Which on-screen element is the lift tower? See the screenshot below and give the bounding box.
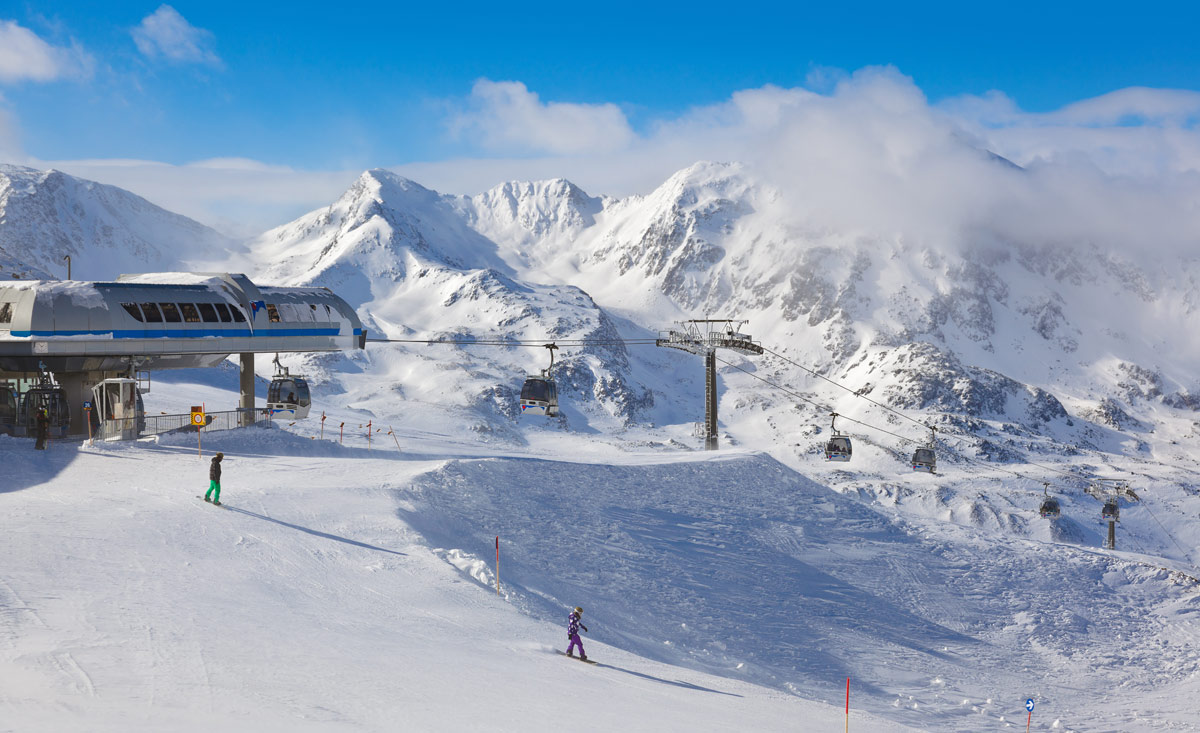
[1085,479,1140,550]
[656,319,763,450]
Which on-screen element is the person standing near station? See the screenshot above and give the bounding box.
[34,408,49,450]
[204,452,224,505]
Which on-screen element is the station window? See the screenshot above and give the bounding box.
[197,303,219,322]
[266,304,281,323]
[140,303,163,322]
[0,302,12,324]
[310,304,322,321]
[214,303,233,322]
[228,305,246,323]
[180,303,202,323]
[120,303,143,322]
[159,303,182,323]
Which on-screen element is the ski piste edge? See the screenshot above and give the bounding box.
[560,652,597,664]
[196,496,227,508]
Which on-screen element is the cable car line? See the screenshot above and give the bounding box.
[712,354,920,447]
[366,330,1168,523]
[760,345,932,432]
[1140,501,1193,560]
[365,337,659,347]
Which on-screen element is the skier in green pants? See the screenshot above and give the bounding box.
[204,452,224,505]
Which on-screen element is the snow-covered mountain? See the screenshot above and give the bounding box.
[7,160,1200,730]
[236,162,1200,467]
[0,164,232,281]
[239,170,668,435]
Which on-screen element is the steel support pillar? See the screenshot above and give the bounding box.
[704,349,718,450]
[239,352,255,427]
[1107,520,1116,550]
[57,371,91,436]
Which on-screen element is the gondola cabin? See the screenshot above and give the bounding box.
[912,447,937,473]
[1102,499,1119,521]
[824,434,852,462]
[520,377,558,417]
[90,378,146,441]
[1039,497,1061,519]
[267,374,312,420]
[0,382,16,434]
[18,384,70,438]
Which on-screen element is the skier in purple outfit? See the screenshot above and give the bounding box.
[566,606,588,660]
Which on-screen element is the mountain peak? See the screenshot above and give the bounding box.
[0,164,230,280]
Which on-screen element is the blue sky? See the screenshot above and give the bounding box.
[4,1,1200,167]
[2,2,1200,235]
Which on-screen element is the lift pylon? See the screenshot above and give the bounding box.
[656,319,763,450]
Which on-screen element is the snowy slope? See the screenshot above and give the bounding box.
[0,164,233,281]
[5,394,1200,731]
[1,428,914,733]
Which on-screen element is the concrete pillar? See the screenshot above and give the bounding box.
[239,352,255,427]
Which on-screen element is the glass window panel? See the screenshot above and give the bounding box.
[180,303,201,323]
[140,303,163,322]
[120,303,143,322]
[197,303,219,322]
[159,303,182,323]
[213,303,232,322]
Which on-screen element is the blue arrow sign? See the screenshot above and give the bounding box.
[1026,699,1035,712]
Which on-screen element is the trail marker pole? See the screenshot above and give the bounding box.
[389,425,401,452]
[84,403,92,442]
[495,536,500,595]
[1025,698,1034,732]
[339,422,344,445]
[846,677,850,733]
[320,411,326,440]
[191,405,205,457]
[367,420,372,450]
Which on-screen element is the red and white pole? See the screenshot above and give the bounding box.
[845,677,850,733]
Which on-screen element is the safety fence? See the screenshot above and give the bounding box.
[94,409,402,453]
[96,408,269,441]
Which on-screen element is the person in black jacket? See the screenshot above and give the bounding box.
[34,408,49,450]
[204,452,224,505]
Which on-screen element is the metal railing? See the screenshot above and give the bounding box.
[98,408,270,440]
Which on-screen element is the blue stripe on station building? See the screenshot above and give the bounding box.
[8,327,361,339]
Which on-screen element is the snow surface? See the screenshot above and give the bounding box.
[3,422,913,733]
[5,381,1200,731]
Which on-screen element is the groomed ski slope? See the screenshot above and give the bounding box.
[4,411,1200,731]
[1,428,907,733]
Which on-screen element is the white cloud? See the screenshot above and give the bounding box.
[132,5,221,67]
[0,20,91,84]
[423,68,1200,257]
[451,79,635,155]
[27,70,1200,259]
